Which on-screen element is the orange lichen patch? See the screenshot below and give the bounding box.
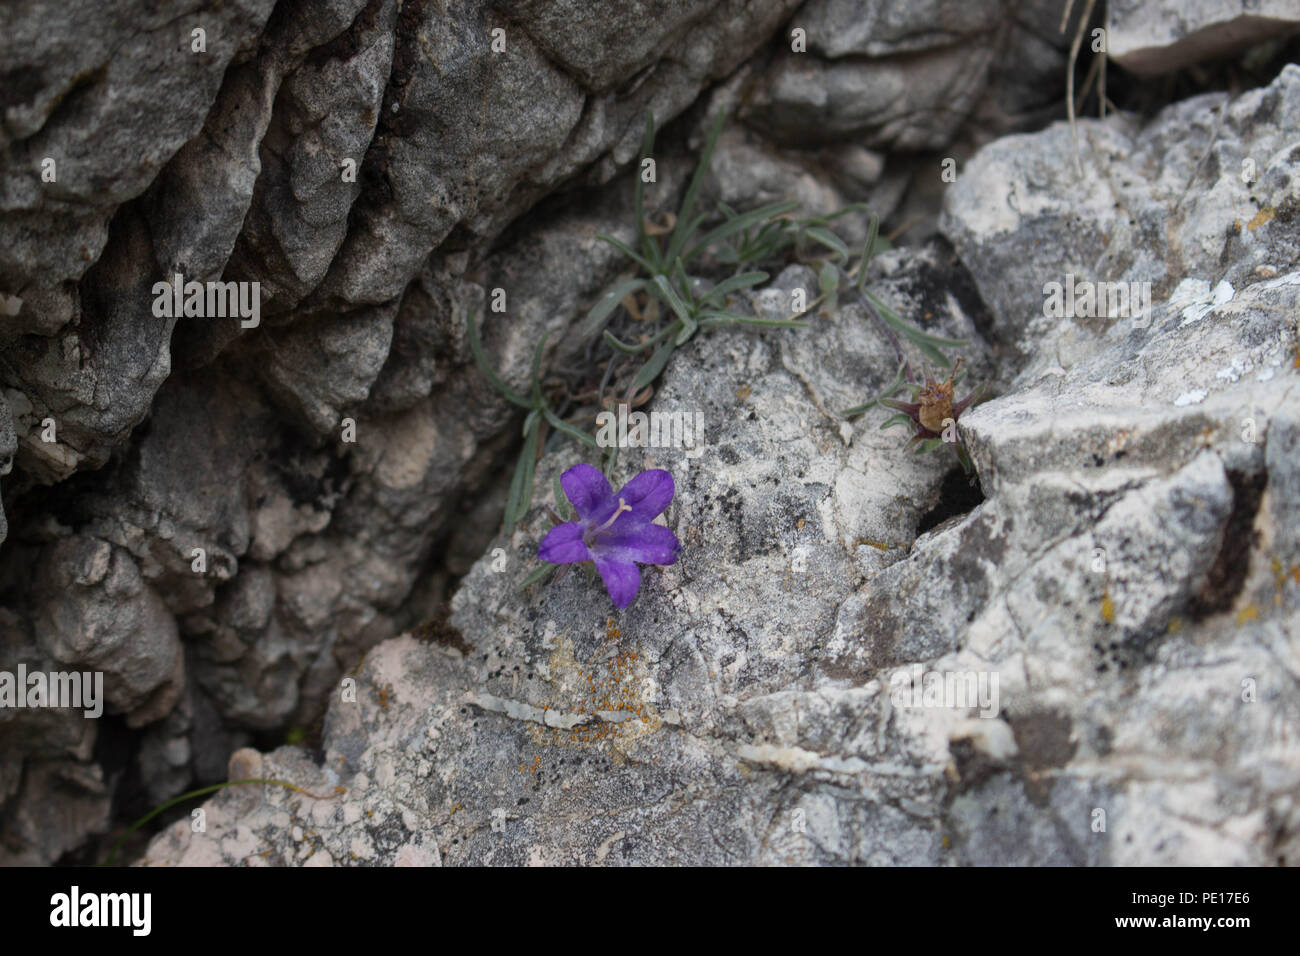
[855,538,899,551]
[736,383,752,402]
[796,518,805,530]
[528,634,660,752]
[1270,557,1300,589]
[1101,592,1115,624]
[518,755,541,775]
[373,682,394,710]
[1236,604,1260,625]
[1247,206,1276,232]
[1166,616,1183,634]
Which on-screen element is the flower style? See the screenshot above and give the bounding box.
[537,464,680,609]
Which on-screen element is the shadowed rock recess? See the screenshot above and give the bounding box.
[0,0,1295,866]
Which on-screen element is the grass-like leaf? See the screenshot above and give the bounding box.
[805,226,850,260]
[505,418,541,534]
[666,112,726,264]
[650,274,693,325]
[698,311,808,330]
[581,278,646,339]
[542,406,600,448]
[633,339,676,390]
[602,329,654,354]
[552,473,572,521]
[597,233,656,273]
[467,308,533,408]
[634,112,656,268]
[682,200,800,264]
[856,212,880,293]
[520,564,556,590]
[701,271,768,307]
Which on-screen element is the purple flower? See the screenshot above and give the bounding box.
[537,464,680,609]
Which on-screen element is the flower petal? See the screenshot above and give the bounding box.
[537,522,590,564]
[599,523,680,566]
[560,464,614,522]
[615,468,674,523]
[594,558,641,609]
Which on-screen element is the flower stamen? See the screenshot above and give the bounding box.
[586,498,632,543]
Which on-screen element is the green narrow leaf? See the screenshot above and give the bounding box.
[581,278,646,339]
[701,271,768,306]
[519,564,556,590]
[517,419,541,527]
[552,474,572,521]
[651,274,693,325]
[522,407,540,438]
[819,261,840,296]
[633,338,676,390]
[865,290,968,347]
[879,413,913,430]
[856,212,880,292]
[529,333,547,404]
[467,308,533,408]
[664,212,709,266]
[504,442,528,534]
[805,226,850,260]
[913,438,945,454]
[597,233,656,273]
[602,329,653,354]
[635,112,655,261]
[542,407,599,448]
[697,310,808,329]
[914,338,953,369]
[667,111,727,262]
[505,420,541,535]
[682,200,800,264]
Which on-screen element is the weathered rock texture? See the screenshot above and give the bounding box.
[0,0,812,864]
[1107,0,1300,75]
[144,66,1299,867]
[2,0,1296,866]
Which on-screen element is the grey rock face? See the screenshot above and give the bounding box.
[145,64,1299,867]
[0,0,278,334]
[3,0,1297,868]
[1107,0,1300,75]
[941,64,1300,371]
[0,0,810,864]
[739,0,1079,152]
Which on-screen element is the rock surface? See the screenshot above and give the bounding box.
[1107,0,1300,75]
[0,0,806,863]
[2,0,1297,866]
[144,68,1300,866]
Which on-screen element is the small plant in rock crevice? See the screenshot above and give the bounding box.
[469,109,975,594]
